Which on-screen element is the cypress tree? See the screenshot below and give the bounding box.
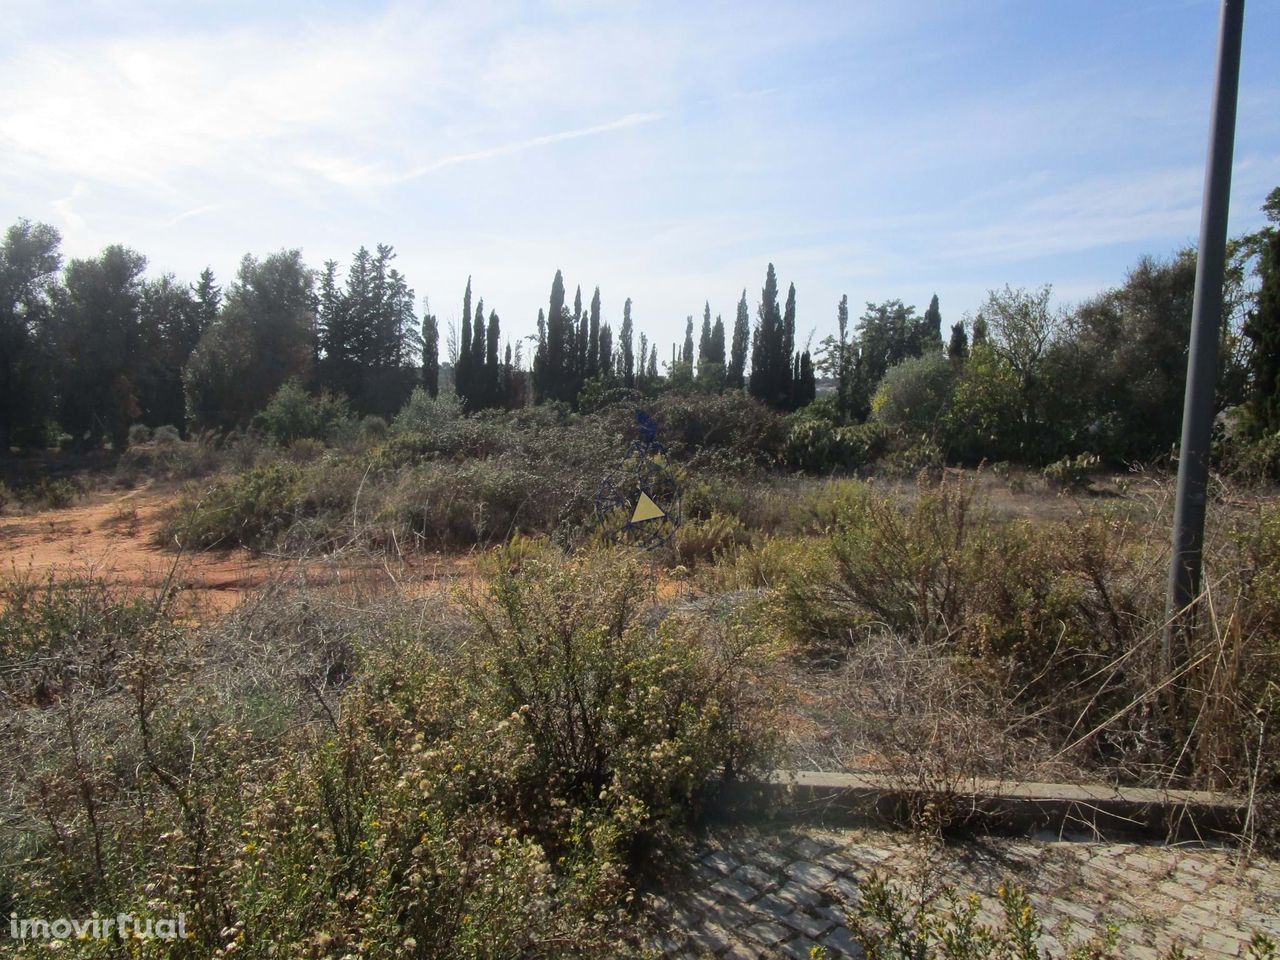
[423,310,440,397]
[546,271,566,397]
[458,277,473,403]
[709,314,726,391]
[464,299,485,410]
[749,264,782,406]
[782,282,796,402]
[486,310,501,409]
[835,294,853,418]
[1245,227,1280,431]
[598,322,613,379]
[533,307,548,401]
[637,332,648,387]
[545,271,565,386]
[503,342,513,408]
[924,294,943,349]
[621,297,635,387]
[729,290,749,389]
[798,350,816,407]
[971,315,989,348]
[682,316,694,367]
[697,302,712,371]
[948,321,969,362]
[588,286,601,377]
[574,285,587,380]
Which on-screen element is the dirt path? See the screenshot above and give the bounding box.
[0,485,475,614]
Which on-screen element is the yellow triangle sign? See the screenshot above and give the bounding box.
[630,491,666,523]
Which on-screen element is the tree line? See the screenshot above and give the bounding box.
[1,186,1276,466]
[809,188,1280,467]
[0,223,818,451]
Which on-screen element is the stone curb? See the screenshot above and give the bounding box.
[712,770,1248,843]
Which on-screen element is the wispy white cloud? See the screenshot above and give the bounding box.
[159,204,219,229]
[399,112,667,182]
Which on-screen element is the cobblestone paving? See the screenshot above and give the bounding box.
[648,826,1280,959]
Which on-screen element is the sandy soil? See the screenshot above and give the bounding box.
[0,484,475,614]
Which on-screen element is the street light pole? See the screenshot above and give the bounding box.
[1163,0,1246,673]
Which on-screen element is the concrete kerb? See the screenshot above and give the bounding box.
[712,770,1247,844]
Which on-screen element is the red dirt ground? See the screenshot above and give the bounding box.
[0,484,475,614]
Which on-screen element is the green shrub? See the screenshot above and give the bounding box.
[20,476,81,511]
[1219,429,1280,482]
[0,576,171,701]
[360,413,388,441]
[702,534,828,592]
[255,378,353,445]
[649,391,788,464]
[673,512,749,567]
[153,423,181,445]
[393,386,463,434]
[778,481,1156,732]
[1043,452,1100,491]
[870,352,956,437]
[165,461,306,549]
[461,548,778,855]
[882,434,945,481]
[284,435,325,463]
[2,559,772,957]
[784,417,891,473]
[126,422,152,446]
[577,377,642,414]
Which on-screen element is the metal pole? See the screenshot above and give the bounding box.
[1163,0,1246,673]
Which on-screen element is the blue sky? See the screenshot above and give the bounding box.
[2,0,1277,355]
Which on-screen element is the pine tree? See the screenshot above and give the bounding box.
[729,290,749,389]
[185,250,314,432]
[620,297,635,387]
[423,310,440,397]
[56,244,148,448]
[193,267,221,335]
[138,274,202,430]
